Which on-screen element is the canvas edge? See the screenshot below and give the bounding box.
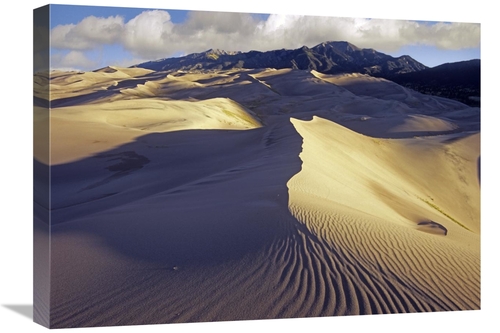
[33,4,51,328]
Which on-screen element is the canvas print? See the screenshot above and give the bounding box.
[33,4,480,329]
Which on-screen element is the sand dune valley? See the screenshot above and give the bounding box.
[34,62,480,327]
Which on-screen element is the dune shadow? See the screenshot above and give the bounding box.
[106,72,168,90]
[50,90,117,108]
[417,221,448,236]
[441,130,480,144]
[78,151,151,192]
[49,120,304,267]
[33,96,49,108]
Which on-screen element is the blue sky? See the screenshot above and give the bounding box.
[49,5,190,27]
[47,4,480,71]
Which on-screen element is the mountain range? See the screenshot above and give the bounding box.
[133,41,480,106]
[136,41,427,76]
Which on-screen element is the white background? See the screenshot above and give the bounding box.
[0,1,496,332]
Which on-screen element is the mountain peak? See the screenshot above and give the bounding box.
[204,48,240,56]
[318,41,361,52]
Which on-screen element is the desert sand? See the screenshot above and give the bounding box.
[34,65,480,327]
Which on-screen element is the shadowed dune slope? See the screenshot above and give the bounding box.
[49,121,313,327]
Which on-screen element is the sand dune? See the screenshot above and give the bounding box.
[36,66,480,327]
[50,97,261,164]
[288,116,479,312]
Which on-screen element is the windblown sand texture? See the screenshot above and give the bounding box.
[35,65,480,327]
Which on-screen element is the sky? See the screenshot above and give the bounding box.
[43,3,481,72]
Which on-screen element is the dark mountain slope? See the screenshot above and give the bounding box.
[389,59,480,106]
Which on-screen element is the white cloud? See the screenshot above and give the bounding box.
[51,15,124,50]
[177,11,259,36]
[421,22,477,50]
[51,51,97,71]
[250,16,480,53]
[50,10,481,64]
[121,10,174,59]
[73,15,124,44]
